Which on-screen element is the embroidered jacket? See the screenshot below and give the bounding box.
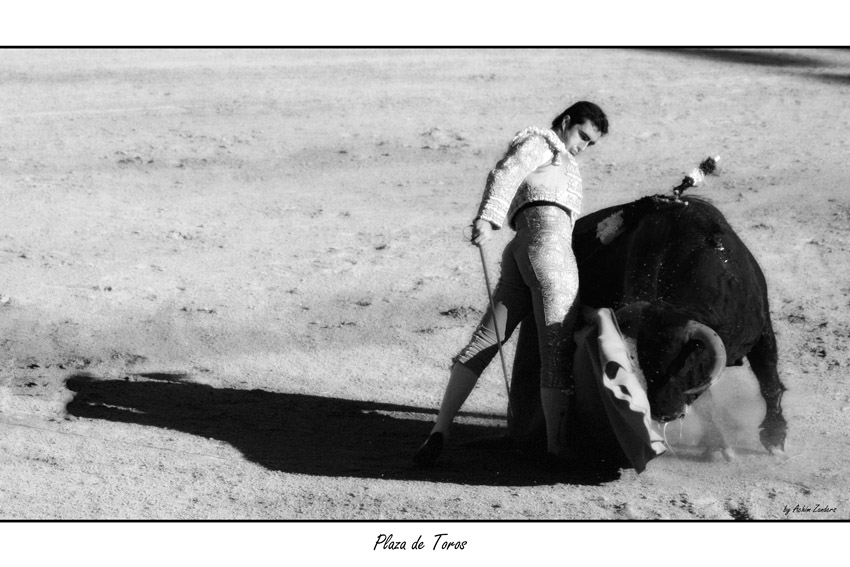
[475,127,583,229]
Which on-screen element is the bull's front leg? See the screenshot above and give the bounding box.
[747,321,787,455]
[693,389,736,461]
[758,386,787,455]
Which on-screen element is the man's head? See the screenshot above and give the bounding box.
[551,101,608,157]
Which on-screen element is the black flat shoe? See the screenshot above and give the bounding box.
[541,450,582,472]
[413,432,444,467]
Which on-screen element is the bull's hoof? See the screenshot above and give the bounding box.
[700,447,736,462]
[767,445,787,458]
[759,427,786,456]
[759,415,787,456]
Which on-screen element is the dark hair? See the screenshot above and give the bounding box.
[551,101,609,135]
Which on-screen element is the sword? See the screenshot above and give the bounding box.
[477,244,513,421]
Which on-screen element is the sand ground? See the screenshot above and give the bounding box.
[1,48,849,522]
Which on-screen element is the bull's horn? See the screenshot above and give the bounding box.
[681,321,727,396]
[614,301,650,338]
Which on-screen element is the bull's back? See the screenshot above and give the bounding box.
[575,197,770,360]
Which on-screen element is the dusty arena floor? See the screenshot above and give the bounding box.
[1,48,849,539]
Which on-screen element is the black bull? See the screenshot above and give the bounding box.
[507,196,787,457]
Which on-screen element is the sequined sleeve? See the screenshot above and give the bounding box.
[475,134,555,229]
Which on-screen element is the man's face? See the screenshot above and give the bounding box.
[561,117,602,157]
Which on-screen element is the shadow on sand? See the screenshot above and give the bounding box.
[639,48,850,86]
[64,373,619,487]
[642,48,828,68]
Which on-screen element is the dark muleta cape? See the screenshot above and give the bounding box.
[509,308,666,473]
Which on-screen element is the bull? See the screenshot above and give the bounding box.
[507,195,787,462]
